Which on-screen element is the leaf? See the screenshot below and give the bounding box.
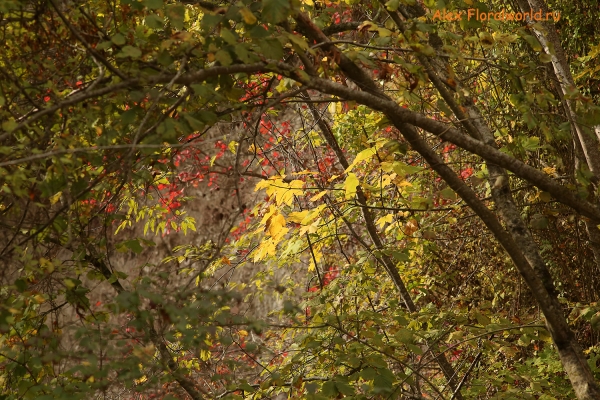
[285,32,309,51]
[157,50,174,66]
[265,213,287,240]
[522,34,543,52]
[437,98,453,117]
[385,0,400,11]
[309,190,327,201]
[2,119,17,132]
[447,331,464,341]
[111,33,126,45]
[182,113,204,131]
[288,210,308,223]
[522,136,540,151]
[440,187,457,200]
[262,0,290,23]
[394,328,414,344]
[116,45,142,59]
[392,161,424,175]
[120,109,137,125]
[144,0,163,8]
[259,38,284,60]
[216,29,235,45]
[166,4,185,30]
[320,381,338,397]
[119,239,144,254]
[215,49,233,66]
[335,380,355,396]
[239,7,257,24]
[474,311,491,326]
[345,147,377,173]
[391,250,409,262]
[376,214,393,228]
[530,214,549,229]
[344,173,359,199]
[373,374,394,394]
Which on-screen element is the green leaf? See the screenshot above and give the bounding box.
[437,98,453,117]
[262,0,290,24]
[239,7,257,24]
[221,28,238,45]
[119,239,144,254]
[120,109,137,125]
[259,38,284,60]
[335,380,355,396]
[373,374,394,394]
[1,119,17,132]
[285,32,309,51]
[156,118,178,141]
[522,34,543,52]
[385,0,400,11]
[394,328,414,344]
[475,311,491,326]
[215,49,233,66]
[522,136,540,151]
[182,113,205,131]
[166,4,185,30]
[116,45,142,59]
[440,187,457,200]
[157,50,174,66]
[111,33,127,45]
[391,250,409,262]
[360,367,377,380]
[145,14,165,29]
[320,381,338,397]
[143,0,163,9]
[530,214,549,229]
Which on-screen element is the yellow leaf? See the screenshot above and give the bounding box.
[345,148,377,173]
[266,213,287,239]
[310,190,327,202]
[344,173,359,199]
[239,7,257,24]
[33,294,46,304]
[543,166,556,175]
[64,279,76,289]
[288,210,309,223]
[376,214,394,229]
[299,219,319,236]
[253,240,276,261]
[260,205,277,225]
[275,179,304,206]
[377,27,393,37]
[39,257,54,273]
[49,192,62,205]
[200,349,211,361]
[395,179,412,188]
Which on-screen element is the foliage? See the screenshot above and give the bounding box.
[1,0,600,399]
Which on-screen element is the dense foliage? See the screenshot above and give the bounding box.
[1,0,600,398]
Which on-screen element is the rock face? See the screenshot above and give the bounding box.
[100,118,306,320]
